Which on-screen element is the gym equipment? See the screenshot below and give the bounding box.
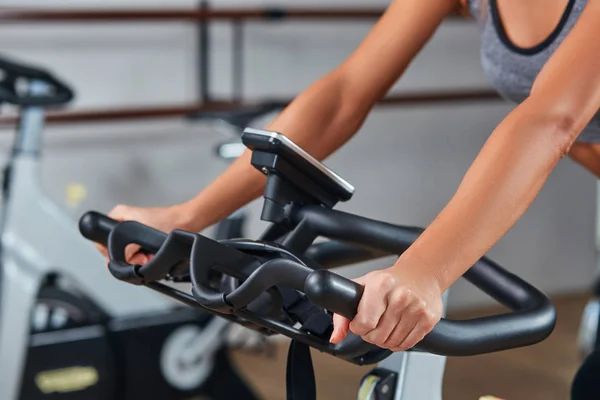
[197,103,284,352]
[0,54,258,400]
[572,347,600,400]
[573,185,600,399]
[80,127,557,400]
[578,185,600,359]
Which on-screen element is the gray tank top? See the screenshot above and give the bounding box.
[468,0,600,142]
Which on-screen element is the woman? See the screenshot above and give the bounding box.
[98,0,600,357]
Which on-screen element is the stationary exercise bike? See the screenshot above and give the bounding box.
[0,55,258,400]
[578,185,600,358]
[80,127,557,400]
[572,184,600,399]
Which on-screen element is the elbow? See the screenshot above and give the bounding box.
[521,96,582,158]
[545,112,579,156]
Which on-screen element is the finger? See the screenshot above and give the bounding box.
[125,244,142,263]
[390,320,428,352]
[354,276,367,285]
[94,243,109,258]
[386,319,418,352]
[349,278,390,337]
[382,300,421,350]
[330,314,351,344]
[129,253,150,266]
[364,296,406,345]
[107,205,127,220]
[392,309,438,352]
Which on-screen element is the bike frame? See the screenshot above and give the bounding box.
[0,81,228,400]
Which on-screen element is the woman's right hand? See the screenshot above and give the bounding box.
[95,203,196,266]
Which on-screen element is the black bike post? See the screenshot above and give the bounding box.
[198,0,211,103]
[232,20,245,104]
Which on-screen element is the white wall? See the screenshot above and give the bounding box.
[0,1,596,310]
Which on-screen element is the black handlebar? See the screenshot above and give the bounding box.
[79,209,556,361]
[0,55,74,107]
[79,211,116,247]
[292,205,557,356]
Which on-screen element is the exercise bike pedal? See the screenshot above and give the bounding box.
[358,369,398,400]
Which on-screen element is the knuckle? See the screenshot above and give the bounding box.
[374,278,391,292]
[422,320,435,333]
[414,302,428,317]
[374,272,396,290]
[425,313,440,331]
[390,289,407,307]
[403,288,416,302]
[109,204,125,217]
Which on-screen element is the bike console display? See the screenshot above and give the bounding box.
[80,130,556,367]
[242,128,354,212]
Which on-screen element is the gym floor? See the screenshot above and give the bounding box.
[231,293,588,400]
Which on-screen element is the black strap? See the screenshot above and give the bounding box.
[279,286,334,400]
[286,340,316,400]
[278,286,333,337]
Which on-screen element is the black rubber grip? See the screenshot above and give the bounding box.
[303,267,555,356]
[293,206,557,356]
[304,269,363,319]
[79,211,118,246]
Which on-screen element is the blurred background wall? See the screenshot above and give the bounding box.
[0,0,596,310]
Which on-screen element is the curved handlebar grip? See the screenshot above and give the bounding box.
[79,211,168,284]
[303,268,556,357]
[418,259,557,356]
[79,211,118,246]
[106,221,168,284]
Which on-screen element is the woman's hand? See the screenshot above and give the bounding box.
[95,203,197,266]
[329,262,444,352]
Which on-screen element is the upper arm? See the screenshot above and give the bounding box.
[335,0,460,106]
[529,0,600,140]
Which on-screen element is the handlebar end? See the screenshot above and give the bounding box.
[79,211,117,246]
[304,269,364,320]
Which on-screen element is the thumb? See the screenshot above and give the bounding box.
[330,313,351,344]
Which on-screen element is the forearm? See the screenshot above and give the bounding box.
[180,71,372,231]
[397,98,576,291]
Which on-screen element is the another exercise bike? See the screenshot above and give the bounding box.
[81,127,557,399]
[578,186,600,359]
[0,55,258,400]
[573,184,600,399]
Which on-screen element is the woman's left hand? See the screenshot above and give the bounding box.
[329,262,444,352]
